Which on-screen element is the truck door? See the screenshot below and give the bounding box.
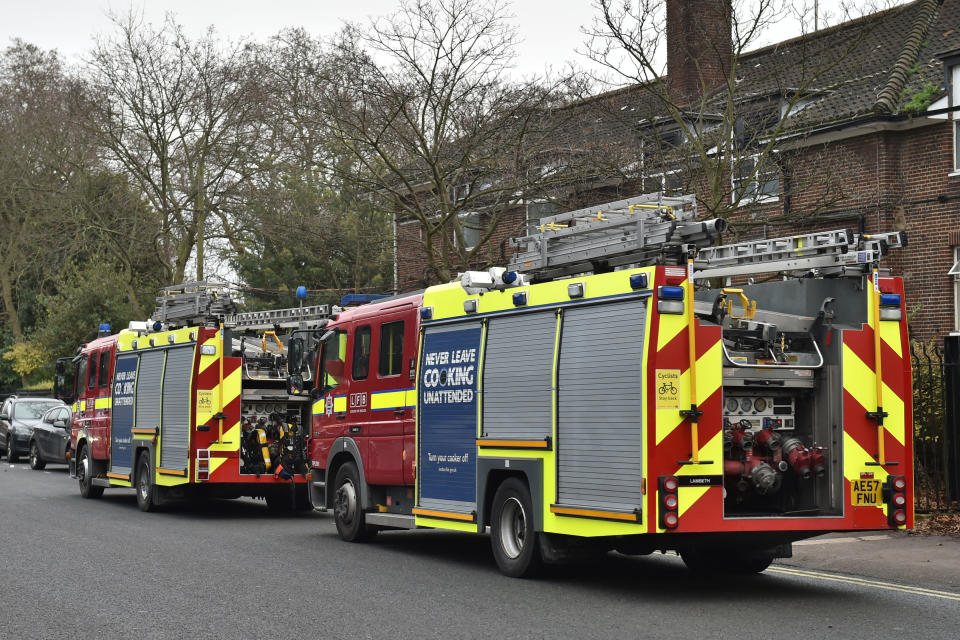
[349,313,411,486]
[312,327,350,467]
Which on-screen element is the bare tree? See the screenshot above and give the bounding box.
[319,0,593,284]
[583,0,903,231]
[87,11,260,283]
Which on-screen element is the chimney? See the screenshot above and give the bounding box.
[666,0,732,105]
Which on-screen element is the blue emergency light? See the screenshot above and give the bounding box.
[341,293,390,306]
[98,323,111,332]
[880,293,901,307]
[420,307,434,320]
[659,285,685,300]
[629,273,648,290]
[296,286,308,300]
[502,271,518,284]
[512,291,528,306]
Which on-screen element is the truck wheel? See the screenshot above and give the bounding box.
[490,477,542,578]
[333,462,376,541]
[136,453,158,512]
[29,442,45,470]
[77,445,104,499]
[7,436,19,463]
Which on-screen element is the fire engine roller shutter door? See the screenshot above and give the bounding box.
[482,311,554,440]
[135,350,164,440]
[557,298,645,512]
[160,345,194,471]
[417,321,482,514]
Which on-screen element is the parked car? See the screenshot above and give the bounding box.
[28,405,72,469]
[0,396,65,463]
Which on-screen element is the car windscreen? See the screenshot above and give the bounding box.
[13,402,62,420]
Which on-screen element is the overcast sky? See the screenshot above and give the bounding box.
[2,1,605,76]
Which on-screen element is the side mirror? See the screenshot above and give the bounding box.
[287,337,305,375]
[53,419,68,429]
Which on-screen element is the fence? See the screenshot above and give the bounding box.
[910,339,959,512]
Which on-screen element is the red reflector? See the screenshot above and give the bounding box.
[664,477,679,492]
[893,510,907,525]
[664,494,679,510]
[893,476,907,492]
[663,512,679,528]
[893,494,906,507]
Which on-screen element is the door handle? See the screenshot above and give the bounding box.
[393,408,405,416]
[335,414,347,420]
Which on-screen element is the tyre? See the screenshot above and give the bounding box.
[29,442,45,470]
[490,477,542,578]
[333,462,376,541]
[77,445,104,499]
[7,436,19,463]
[136,453,158,512]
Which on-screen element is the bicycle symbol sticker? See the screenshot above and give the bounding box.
[656,369,681,409]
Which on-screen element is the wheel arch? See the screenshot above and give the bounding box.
[324,437,371,510]
[477,458,544,532]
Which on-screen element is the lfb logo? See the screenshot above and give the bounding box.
[325,395,333,416]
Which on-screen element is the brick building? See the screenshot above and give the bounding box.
[395,0,960,340]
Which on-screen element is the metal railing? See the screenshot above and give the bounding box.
[910,341,956,512]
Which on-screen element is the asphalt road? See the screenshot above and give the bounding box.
[2,462,958,640]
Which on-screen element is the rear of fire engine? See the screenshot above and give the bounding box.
[316,193,913,578]
[60,282,329,511]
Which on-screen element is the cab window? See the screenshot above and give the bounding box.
[378,321,405,377]
[318,329,346,393]
[75,356,88,397]
[87,352,98,390]
[98,350,111,388]
[352,326,372,380]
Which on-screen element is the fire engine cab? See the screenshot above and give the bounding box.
[56,282,330,511]
[293,193,913,578]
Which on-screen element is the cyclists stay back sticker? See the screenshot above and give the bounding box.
[656,369,681,409]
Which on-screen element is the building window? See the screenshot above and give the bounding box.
[455,212,482,250]
[643,170,682,195]
[953,65,960,172]
[378,321,405,377]
[950,246,960,332]
[352,326,371,381]
[526,201,557,231]
[732,153,780,204]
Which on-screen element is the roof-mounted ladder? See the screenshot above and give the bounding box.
[508,193,725,280]
[152,281,335,330]
[507,192,906,282]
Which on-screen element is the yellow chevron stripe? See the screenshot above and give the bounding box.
[655,341,722,446]
[198,334,220,375]
[842,344,905,445]
[677,485,709,519]
[657,311,686,351]
[208,457,228,475]
[209,424,241,452]
[879,319,903,358]
[676,430,723,477]
[843,431,889,487]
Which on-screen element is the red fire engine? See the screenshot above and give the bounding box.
[56,282,331,511]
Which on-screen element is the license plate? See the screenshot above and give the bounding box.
[852,479,882,506]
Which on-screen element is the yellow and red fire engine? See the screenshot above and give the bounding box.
[297,194,913,577]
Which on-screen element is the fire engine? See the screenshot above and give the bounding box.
[295,193,913,577]
[55,282,333,511]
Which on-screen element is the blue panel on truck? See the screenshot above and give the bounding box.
[418,323,481,509]
[110,353,139,474]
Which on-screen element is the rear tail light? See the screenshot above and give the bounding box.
[659,476,680,530]
[883,474,907,527]
[196,449,210,482]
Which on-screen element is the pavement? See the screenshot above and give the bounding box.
[776,530,960,590]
